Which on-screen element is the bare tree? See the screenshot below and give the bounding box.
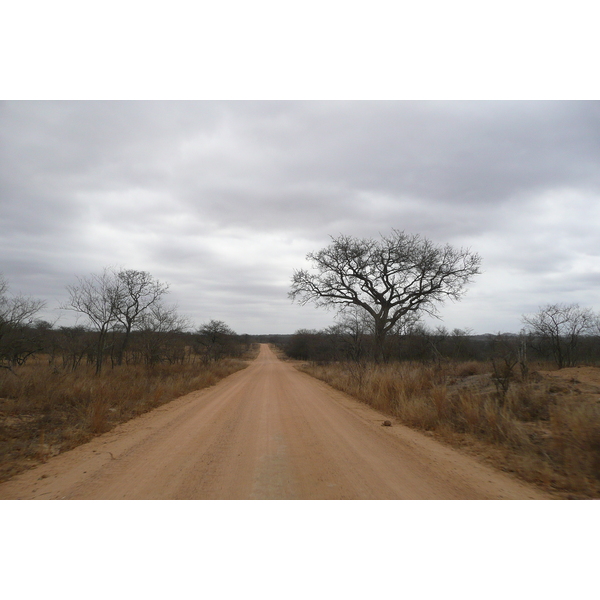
[522,303,596,368]
[289,230,481,360]
[196,320,237,362]
[0,275,46,327]
[0,274,46,368]
[62,268,172,371]
[490,333,521,403]
[113,269,169,365]
[62,269,121,374]
[137,302,191,365]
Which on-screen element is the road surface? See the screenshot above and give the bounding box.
[0,344,548,499]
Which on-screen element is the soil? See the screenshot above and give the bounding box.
[0,344,549,499]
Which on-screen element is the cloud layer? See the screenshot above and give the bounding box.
[2,101,600,333]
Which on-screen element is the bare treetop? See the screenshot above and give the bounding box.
[114,269,169,330]
[0,274,46,328]
[0,274,46,369]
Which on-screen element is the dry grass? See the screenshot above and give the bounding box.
[301,360,600,498]
[0,356,249,482]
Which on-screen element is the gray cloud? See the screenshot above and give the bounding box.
[2,100,600,334]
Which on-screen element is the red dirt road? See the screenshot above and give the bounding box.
[0,345,548,499]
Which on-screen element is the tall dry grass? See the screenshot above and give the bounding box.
[0,357,249,482]
[302,360,600,497]
[548,403,600,488]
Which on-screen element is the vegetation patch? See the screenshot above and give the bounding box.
[0,268,260,483]
[300,360,600,498]
[0,352,256,483]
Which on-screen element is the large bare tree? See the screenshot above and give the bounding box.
[289,230,481,360]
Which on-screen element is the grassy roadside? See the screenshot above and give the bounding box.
[0,353,255,483]
[300,360,600,499]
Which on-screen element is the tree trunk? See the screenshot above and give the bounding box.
[95,331,106,374]
[552,334,564,369]
[117,323,132,366]
[373,320,387,363]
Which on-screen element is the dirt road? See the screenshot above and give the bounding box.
[0,344,548,499]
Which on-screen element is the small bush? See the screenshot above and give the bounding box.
[507,383,551,422]
[455,361,487,377]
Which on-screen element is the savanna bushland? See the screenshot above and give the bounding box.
[286,232,600,498]
[0,269,256,482]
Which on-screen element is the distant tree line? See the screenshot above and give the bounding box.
[4,257,600,374]
[0,269,250,373]
[281,303,600,369]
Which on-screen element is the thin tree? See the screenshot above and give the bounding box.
[113,269,169,365]
[289,230,481,361]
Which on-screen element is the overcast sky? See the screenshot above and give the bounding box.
[1,100,600,334]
